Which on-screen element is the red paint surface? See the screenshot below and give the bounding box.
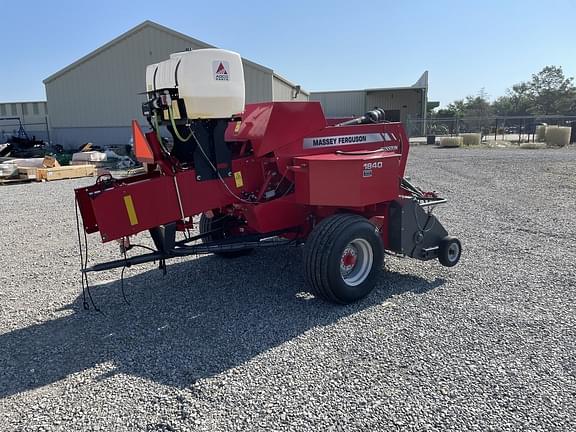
[76,102,412,243]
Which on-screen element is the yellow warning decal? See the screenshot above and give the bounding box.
[234,171,244,188]
[123,195,139,226]
[234,121,242,134]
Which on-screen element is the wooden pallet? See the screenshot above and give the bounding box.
[36,165,96,181]
[18,167,38,180]
[0,176,33,185]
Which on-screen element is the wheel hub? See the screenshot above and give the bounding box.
[339,238,374,286]
[447,242,460,262]
[340,246,358,273]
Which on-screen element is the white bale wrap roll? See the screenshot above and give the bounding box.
[439,137,463,148]
[545,126,571,147]
[535,125,547,142]
[460,133,481,146]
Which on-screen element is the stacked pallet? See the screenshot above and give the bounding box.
[37,164,96,181]
[0,157,50,184]
[0,155,96,184]
[0,162,20,183]
[18,166,40,179]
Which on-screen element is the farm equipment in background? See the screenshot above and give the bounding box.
[74,48,461,305]
[0,117,47,158]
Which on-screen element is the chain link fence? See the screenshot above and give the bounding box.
[0,118,50,144]
[406,115,576,143]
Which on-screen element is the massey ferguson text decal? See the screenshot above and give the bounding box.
[213,61,230,81]
[303,133,398,149]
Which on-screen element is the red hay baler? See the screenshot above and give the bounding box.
[75,49,461,305]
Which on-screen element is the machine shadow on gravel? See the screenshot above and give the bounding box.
[0,248,445,398]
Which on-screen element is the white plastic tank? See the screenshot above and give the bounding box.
[146,49,245,119]
[145,63,158,92]
[156,52,185,90]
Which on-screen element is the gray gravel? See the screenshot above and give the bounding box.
[1,145,575,431]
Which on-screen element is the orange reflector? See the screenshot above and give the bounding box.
[132,120,155,164]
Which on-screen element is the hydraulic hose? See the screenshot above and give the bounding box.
[168,105,193,142]
[152,113,163,144]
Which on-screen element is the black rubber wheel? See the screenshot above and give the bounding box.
[438,236,462,267]
[199,214,253,258]
[304,213,384,304]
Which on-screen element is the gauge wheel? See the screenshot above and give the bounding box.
[438,236,462,267]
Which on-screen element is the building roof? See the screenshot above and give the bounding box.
[0,100,47,104]
[43,20,274,84]
[310,71,428,95]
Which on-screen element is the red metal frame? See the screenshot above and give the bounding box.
[75,101,411,250]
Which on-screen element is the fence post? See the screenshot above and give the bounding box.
[494,118,497,141]
[45,116,51,144]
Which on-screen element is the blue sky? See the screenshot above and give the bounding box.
[2,0,575,106]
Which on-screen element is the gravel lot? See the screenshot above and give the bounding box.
[1,146,575,431]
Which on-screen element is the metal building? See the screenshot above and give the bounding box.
[311,72,428,126]
[0,101,49,143]
[43,21,309,149]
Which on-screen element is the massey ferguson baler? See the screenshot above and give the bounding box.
[75,48,461,305]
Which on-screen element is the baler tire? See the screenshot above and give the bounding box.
[304,213,384,304]
[199,214,253,258]
[438,236,462,267]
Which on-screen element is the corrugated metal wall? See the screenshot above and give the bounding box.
[311,88,425,123]
[45,26,210,131]
[0,102,49,142]
[310,91,365,117]
[50,127,132,148]
[272,75,309,101]
[366,89,425,124]
[244,64,273,102]
[44,24,284,147]
[0,101,48,118]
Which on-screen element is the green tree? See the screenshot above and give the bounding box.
[442,89,492,118]
[445,99,466,117]
[440,66,576,117]
[431,90,492,134]
[464,91,492,117]
[492,83,531,116]
[460,90,492,133]
[525,66,576,115]
[434,108,458,118]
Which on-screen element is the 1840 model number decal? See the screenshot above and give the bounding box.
[362,161,383,178]
[363,161,383,170]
